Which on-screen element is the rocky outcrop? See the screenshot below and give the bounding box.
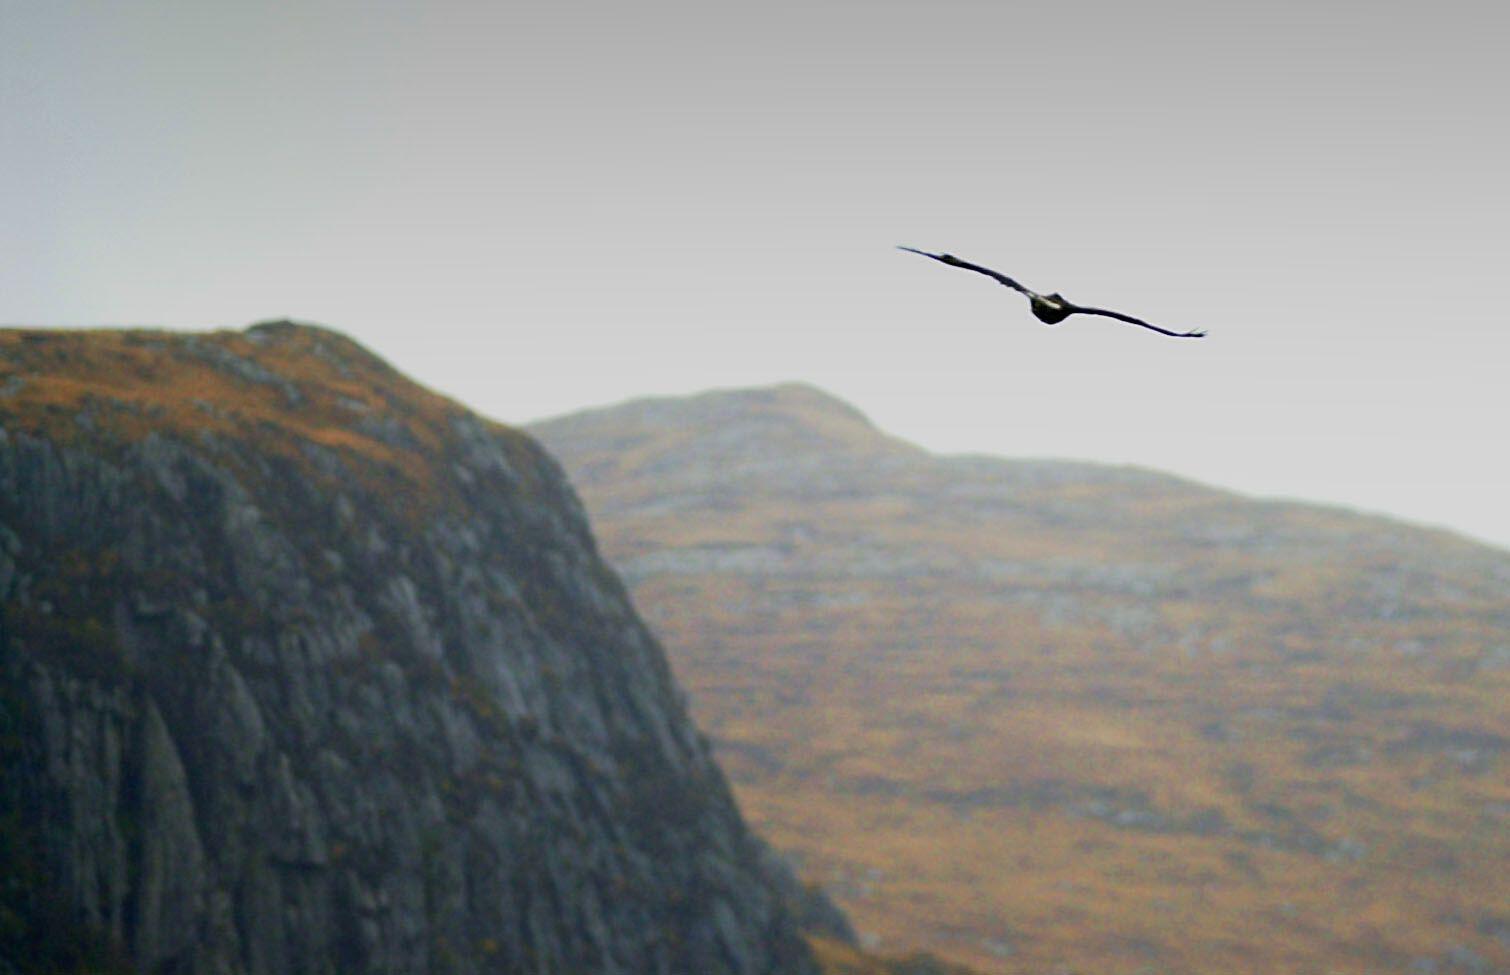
[0,323,820,974]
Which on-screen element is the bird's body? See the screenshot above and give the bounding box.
[898,246,1206,339]
[1029,293,1073,324]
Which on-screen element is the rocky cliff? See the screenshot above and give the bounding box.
[0,323,821,975]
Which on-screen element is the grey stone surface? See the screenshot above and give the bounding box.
[0,326,821,975]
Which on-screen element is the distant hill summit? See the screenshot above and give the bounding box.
[534,382,920,478]
[0,326,828,975]
[530,384,1510,975]
[540,382,888,442]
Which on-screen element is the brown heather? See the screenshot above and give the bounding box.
[532,383,1510,975]
[0,322,548,515]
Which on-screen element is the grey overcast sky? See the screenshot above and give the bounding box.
[4,1,1508,548]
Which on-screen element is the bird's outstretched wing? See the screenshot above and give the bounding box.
[899,245,1207,338]
[897,246,1035,297]
[1066,304,1207,339]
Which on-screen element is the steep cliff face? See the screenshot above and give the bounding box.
[0,323,819,975]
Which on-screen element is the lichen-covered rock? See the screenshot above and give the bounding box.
[0,323,819,975]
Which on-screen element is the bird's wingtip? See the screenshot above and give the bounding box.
[898,246,955,263]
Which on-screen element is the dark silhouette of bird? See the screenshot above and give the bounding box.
[898,246,1206,339]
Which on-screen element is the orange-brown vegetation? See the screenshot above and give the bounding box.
[0,322,545,514]
[533,384,1510,975]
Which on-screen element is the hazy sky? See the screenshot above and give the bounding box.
[5,1,1509,548]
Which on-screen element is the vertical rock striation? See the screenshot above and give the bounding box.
[0,323,819,975]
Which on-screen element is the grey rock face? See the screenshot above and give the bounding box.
[0,325,818,975]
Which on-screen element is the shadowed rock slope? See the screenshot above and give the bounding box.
[531,384,1510,975]
[0,324,823,975]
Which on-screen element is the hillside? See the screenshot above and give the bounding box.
[0,325,825,975]
[531,383,1510,975]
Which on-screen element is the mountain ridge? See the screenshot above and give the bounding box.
[529,382,1510,975]
[539,383,1505,554]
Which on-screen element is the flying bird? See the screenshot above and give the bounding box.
[898,246,1206,339]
